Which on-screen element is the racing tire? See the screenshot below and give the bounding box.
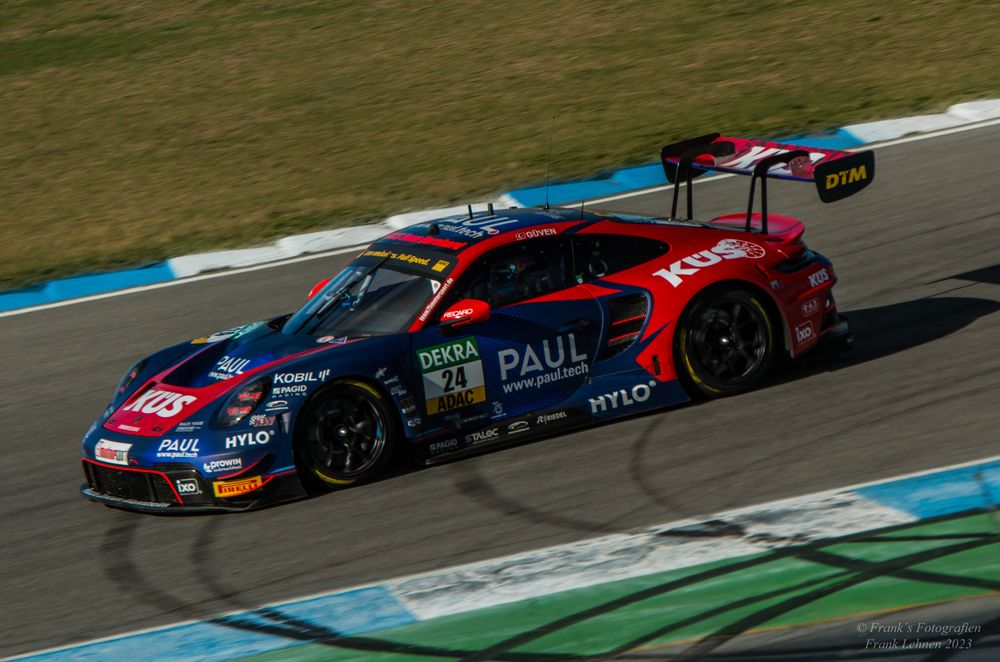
[295,380,399,493]
[674,287,775,398]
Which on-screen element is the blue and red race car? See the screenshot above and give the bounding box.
[81,134,874,512]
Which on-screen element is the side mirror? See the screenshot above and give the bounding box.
[307,277,332,301]
[440,299,490,328]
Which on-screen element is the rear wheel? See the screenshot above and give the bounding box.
[295,381,398,492]
[675,288,774,398]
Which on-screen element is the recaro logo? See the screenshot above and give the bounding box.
[122,389,197,418]
[652,239,765,287]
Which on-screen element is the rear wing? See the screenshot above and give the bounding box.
[660,133,875,233]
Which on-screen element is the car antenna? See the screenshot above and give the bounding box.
[579,199,585,219]
[544,114,555,210]
[467,204,473,219]
[487,202,494,216]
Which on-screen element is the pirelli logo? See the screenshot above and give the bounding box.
[824,165,868,189]
[213,475,263,498]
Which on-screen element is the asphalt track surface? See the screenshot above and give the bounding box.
[2,124,999,658]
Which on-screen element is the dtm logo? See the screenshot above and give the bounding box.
[589,381,656,414]
[498,334,588,380]
[808,269,830,288]
[652,239,765,287]
[825,165,868,189]
[224,431,271,449]
[175,478,201,495]
[123,389,197,418]
[795,321,815,344]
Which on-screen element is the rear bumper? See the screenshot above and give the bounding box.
[820,313,853,353]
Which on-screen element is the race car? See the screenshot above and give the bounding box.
[81,133,874,512]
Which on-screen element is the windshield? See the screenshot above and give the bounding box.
[284,263,440,337]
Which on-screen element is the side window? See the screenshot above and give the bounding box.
[571,235,669,282]
[447,238,572,309]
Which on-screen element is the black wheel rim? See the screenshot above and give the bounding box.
[306,393,386,478]
[689,299,767,385]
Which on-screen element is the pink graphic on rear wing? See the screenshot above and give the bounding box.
[661,133,874,204]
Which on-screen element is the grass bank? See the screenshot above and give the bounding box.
[2,1,999,289]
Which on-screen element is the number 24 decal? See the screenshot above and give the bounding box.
[442,366,468,392]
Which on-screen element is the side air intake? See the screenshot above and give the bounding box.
[601,294,649,359]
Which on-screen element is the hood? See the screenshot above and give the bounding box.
[104,321,369,437]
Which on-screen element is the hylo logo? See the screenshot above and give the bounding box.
[123,389,197,418]
[225,431,271,449]
[589,382,655,414]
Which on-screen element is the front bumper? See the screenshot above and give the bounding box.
[80,459,303,513]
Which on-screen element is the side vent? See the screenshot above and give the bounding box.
[601,294,649,359]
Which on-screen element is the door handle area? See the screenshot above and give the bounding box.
[558,318,593,334]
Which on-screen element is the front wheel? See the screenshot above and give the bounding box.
[675,288,775,398]
[295,381,398,493]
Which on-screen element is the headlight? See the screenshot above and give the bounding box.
[217,377,271,428]
[114,359,147,400]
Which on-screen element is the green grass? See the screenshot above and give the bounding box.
[2,0,999,289]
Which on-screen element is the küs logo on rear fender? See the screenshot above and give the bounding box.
[652,239,765,287]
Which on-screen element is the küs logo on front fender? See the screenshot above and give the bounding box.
[122,389,197,418]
